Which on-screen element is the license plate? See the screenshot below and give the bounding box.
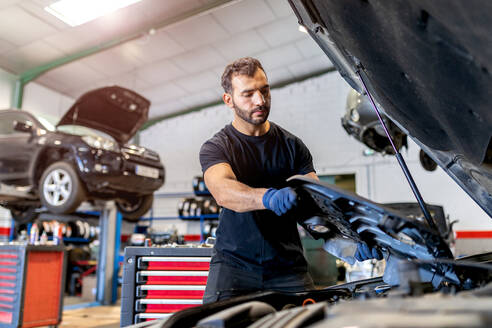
[136,165,159,179]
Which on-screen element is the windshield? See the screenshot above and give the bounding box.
[33,112,116,141]
[30,111,117,142]
[23,113,118,143]
[33,114,57,131]
[57,124,117,142]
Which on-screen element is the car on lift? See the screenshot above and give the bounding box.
[0,86,165,223]
[342,88,408,155]
[343,88,438,171]
[125,0,492,327]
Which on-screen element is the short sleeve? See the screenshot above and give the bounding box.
[295,138,315,175]
[199,140,230,173]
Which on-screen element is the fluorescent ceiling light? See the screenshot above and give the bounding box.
[45,0,142,27]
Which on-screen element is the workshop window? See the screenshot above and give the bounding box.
[318,174,356,193]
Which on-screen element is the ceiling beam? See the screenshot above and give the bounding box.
[140,66,337,131]
[12,80,24,109]
[12,0,240,108]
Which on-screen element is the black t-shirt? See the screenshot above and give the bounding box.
[199,122,315,274]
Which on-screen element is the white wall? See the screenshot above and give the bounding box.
[0,68,74,117]
[0,68,17,225]
[0,69,16,109]
[141,71,492,240]
[23,82,74,121]
[0,69,16,227]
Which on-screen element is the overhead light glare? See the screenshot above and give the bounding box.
[363,148,375,157]
[45,0,142,27]
[298,25,308,33]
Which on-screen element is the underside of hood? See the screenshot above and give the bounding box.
[57,86,150,144]
[288,176,460,285]
[288,0,492,217]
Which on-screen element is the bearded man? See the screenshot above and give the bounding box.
[199,57,379,303]
[199,57,318,303]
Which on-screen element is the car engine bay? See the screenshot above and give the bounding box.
[135,177,492,328]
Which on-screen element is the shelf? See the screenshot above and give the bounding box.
[193,191,212,197]
[44,236,92,244]
[154,192,196,199]
[179,214,219,220]
[63,237,91,243]
[139,214,219,221]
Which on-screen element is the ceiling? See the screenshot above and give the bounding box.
[0,0,333,119]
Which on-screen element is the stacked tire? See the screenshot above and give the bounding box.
[36,219,98,240]
[178,198,220,217]
[192,176,210,195]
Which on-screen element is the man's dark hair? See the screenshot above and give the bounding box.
[221,57,266,94]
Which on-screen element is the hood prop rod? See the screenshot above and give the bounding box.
[355,66,438,231]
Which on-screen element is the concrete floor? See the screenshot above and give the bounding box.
[38,297,121,328]
[58,304,121,328]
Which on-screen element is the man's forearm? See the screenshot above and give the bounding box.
[213,178,267,213]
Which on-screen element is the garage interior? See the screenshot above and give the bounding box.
[0,0,491,327]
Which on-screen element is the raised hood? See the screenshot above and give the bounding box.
[288,1,492,217]
[57,86,150,144]
[287,175,459,284]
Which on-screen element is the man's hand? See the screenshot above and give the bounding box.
[262,187,297,216]
[354,243,383,261]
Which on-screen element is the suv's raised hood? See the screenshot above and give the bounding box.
[288,0,492,217]
[57,86,150,144]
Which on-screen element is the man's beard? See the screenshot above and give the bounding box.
[232,100,270,126]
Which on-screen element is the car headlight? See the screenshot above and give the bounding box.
[82,135,119,152]
[350,108,360,122]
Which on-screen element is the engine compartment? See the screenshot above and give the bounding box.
[153,270,492,328]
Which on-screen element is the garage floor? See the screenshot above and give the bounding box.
[38,298,121,328]
[58,304,121,328]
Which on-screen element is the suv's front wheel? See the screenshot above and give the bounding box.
[116,194,154,222]
[39,162,85,214]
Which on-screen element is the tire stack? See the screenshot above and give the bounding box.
[202,221,218,240]
[177,176,221,218]
[192,176,210,196]
[36,219,99,241]
[177,198,220,217]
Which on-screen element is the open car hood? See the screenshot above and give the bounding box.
[288,0,492,217]
[57,86,150,144]
[288,176,459,283]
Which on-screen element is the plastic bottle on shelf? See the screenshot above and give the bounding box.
[40,231,48,245]
[53,222,62,245]
[29,223,39,245]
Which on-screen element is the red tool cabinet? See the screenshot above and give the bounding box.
[120,246,212,326]
[0,244,65,328]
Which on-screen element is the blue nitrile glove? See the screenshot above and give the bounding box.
[262,187,298,216]
[354,243,383,261]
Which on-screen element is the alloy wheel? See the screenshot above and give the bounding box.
[43,169,72,206]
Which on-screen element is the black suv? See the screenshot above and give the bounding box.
[0,86,165,223]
